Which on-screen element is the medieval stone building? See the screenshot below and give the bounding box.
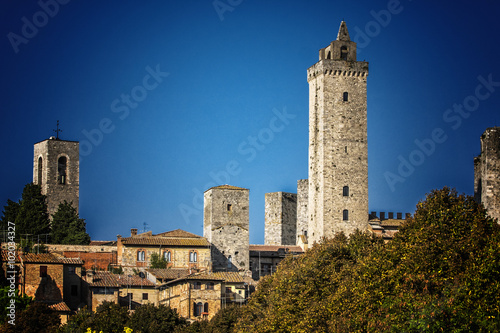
[306,21,369,244]
[264,192,297,246]
[33,137,80,218]
[474,127,500,221]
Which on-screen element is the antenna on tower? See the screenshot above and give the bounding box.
[53,120,62,139]
[142,222,148,233]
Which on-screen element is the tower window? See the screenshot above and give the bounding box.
[228,255,232,269]
[343,92,348,102]
[343,210,349,221]
[38,157,43,186]
[227,204,232,211]
[327,51,331,59]
[340,46,348,60]
[58,156,67,184]
[343,186,349,197]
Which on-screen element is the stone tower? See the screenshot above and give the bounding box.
[33,137,80,218]
[474,127,500,222]
[307,21,369,244]
[296,179,308,242]
[264,192,297,246]
[203,185,249,272]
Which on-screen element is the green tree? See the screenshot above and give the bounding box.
[205,305,243,333]
[0,287,32,324]
[13,183,50,243]
[127,303,188,332]
[90,301,130,333]
[50,201,90,245]
[0,302,60,333]
[0,199,20,226]
[56,306,94,333]
[149,252,167,269]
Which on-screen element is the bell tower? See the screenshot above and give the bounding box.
[307,21,369,244]
[33,136,79,218]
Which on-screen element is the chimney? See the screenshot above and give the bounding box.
[397,212,402,219]
[405,213,411,219]
[370,211,377,219]
[388,212,394,219]
[380,212,385,220]
[131,228,138,237]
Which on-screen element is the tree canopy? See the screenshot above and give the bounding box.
[51,201,90,245]
[234,187,500,332]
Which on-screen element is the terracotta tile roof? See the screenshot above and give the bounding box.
[166,271,244,285]
[155,229,202,238]
[89,271,155,287]
[89,271,120,287]
[205,184,249,192]
[48,301,71,312]
[1,250,20,262]
[121,237,209,247]
[20,253,83,265]
[249,245,304,253]
[380,219,405,227]
[147,268,189,280]
[211,272,245,283]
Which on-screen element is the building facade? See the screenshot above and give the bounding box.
[307,21,369,243]
[264,192,297,246]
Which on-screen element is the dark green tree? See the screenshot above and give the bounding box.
[0,302,60,333]
[91,301,130,333]
[0,287,32,324]
[0,200,20,226]
[56,306,94,333]
[13,183,50,244]
[205,304,243,333]
[127,303,188,332]
[149,252,167,269]
[50,201,90,245]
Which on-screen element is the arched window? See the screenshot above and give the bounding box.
[206,282,214,290]
[194,302,203,317]
[343,92,349,102]
[58,156,67,184]
[343,186,349,197]
[137,250,145,262]
[228,255,232,269]
[38,157,43,186]
[164,251,171,262]
[340,46,348,60]
[203,302,209,316]
[327,51,331,59]
[190,251,197,263]
[343,210,349,221]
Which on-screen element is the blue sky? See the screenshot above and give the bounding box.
[1,0,499,244]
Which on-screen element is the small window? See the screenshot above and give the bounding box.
[127,293,133,300]
[193,282,201,290]
[206,282,214,290]
[340,46,348,60]
[40,266,47,278]
[343,186,349,197]
[226,287,232,294]
[203,302,209,315]
[343,92,348,102]
[137,250,145,262]
[68,266,76,275]
[228,255,232,269]
[142,293,148,300]
[194,302,203,317]
[343,210,349,221]
[71,285,78,296]
[164,251,171,262]
[190,251,197,263]
[58,156,67,184]
[227,204,232,211]
[327,51,331,59]
[37,157,43,186]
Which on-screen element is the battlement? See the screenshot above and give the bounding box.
[369,211,411,221]
[307,60,368,82]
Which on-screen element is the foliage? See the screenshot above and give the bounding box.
[204,305,243,333]
[50,201,90,245]
[0,302,60,333]
[148,252,167,269]
[56,306,94,333]
[127,303,188,333]
[90,301,130,333]
[0,287,32,324]
[0,200,19,227]
[108,265,123,275]
[14,184,50,242]
[234,187,500,332]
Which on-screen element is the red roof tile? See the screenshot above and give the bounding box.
[155,229,202,238]
[48,301,71,312]
[20,253,83,264]
[205,184,249,192]
[147,268,189,280]
[121,237,209,247]
[249,245,304,253]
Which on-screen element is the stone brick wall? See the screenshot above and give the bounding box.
[475,127,500,222]
[63,264,83,310]
[90,289,119,311]
[296,179,308,241]
[204,186,249,272]
[264,192,297,246]
[33,138,79,217]
[307,22,369,244]
[24,263,64,302]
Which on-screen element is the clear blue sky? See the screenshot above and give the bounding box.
[1,1,499,244]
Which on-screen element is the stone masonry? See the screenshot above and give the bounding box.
[307,21,369,244]
[204,185,249,272]
[474,127,500,222]
[264,192,297,246]
[34,137,79,218]
[296,179,308,241]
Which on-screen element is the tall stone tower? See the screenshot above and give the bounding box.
[33,137,79,218]
[203,185,249,273]
[474,127,500,222]
[307,21,369,244]
[264,192,297,246]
